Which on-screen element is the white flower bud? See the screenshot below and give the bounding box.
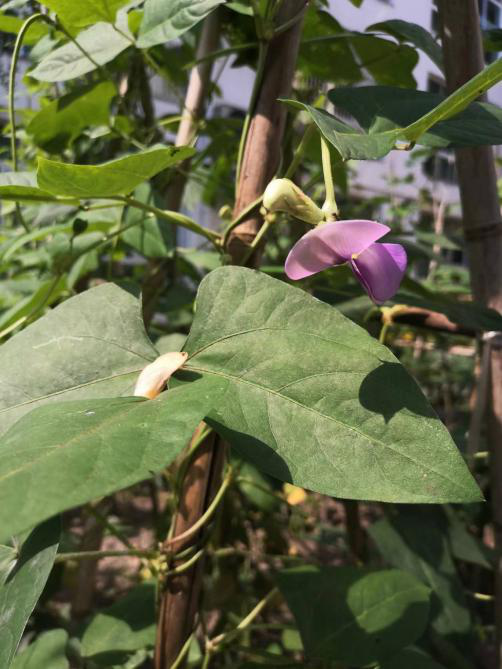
[263,178,324,225]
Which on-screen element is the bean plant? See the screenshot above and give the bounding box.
[0,1,502,668]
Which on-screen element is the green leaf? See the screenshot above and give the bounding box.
[0,277,67,334]
[369,510,475,645]
[122,183,174,257]
[317,280,502,334]
[0,519,60,669]
[351,35,418,88]
[37,146,195,198]
[81,583,155,657]
[378,647,446,669]
[281,99,399,160]
[483,28,502,52]
[27,81,116,152]
[0,283,158,437]
[226,1,253,15]
[39,0,130,27]
[368,19,443,69]
[286,57,502,159]
[0,13,49,45]
[237,460,280,512]
[155,333,187,353]
[277,566,430,667]
[446,509,493,570]
[329,86,502,150]
[0,374,226,541]
[30,20,133,82]
[0,186,65,203]
[298,8,361,83]
[180,267,481,504]
[0,173,68,204]
[12,630,68,669]
[0,545,16,587]
[137,0,225,48]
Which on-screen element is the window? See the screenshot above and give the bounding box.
[487,0,500,24]
[479,0,502,62]
[431,0,440,34]
[427,75,446,95]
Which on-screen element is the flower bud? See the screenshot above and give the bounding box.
[134,351,188,399]
[263,178,324,225]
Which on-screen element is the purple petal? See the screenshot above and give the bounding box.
[350,243,407,303]
[285,219,389,280]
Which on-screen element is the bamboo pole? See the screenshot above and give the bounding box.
[142,12,220,324]
[154,4,306,666]
[438,2,502,665]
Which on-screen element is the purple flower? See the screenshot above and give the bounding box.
[285,219,407,303]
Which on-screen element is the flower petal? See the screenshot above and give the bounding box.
[350,242,407,303]
[134,351,188,399]
[285,219,390,280]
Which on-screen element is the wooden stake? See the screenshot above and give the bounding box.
[154,4,306,666]
[438,2,502,665]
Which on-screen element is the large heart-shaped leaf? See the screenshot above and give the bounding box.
[39,0,130,27]
[276,566,431,667]
[137,0,225,48]
[0,519,60,669]
[179,267,481,503]
[11,630,68,669]
[37,146,195,198]
[30,20,132,82]
[0,375,225,541]
[0,283,158,437]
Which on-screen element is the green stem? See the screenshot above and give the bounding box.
[402,57,502,142]
[170,633,195,669]
[8,13,54,233]
[0,273,62,340]
[209,587,279,650]
[212,546,307,562]
[87,504,134,549]
[235,40,269,196]
[274,6,305,36]
[320,136,338,220]
[9,14,51,171]
[222,195,263,248]
[201,650,213,669]
[235,476,285,503]
[114,196,221,247]
[187,42,258,69]
[168,547,205,576]
[166,466,233,550]
[379,322,390,345]
[240,218,272,266]
[55,548,155,562]
[284,123,316,180]
[53,18,107,74]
